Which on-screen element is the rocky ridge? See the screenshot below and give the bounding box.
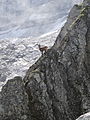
[0,30,59,90]
[0,0,90,120]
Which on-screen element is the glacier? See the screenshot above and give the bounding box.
[0,0,83,38]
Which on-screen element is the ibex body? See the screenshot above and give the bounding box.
[38,44,48,55]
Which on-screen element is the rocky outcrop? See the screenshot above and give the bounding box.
[0,0,90,120]
[0,76,31,120]
[24,0,90,120]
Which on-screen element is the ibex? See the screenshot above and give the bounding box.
[38,44,48,55]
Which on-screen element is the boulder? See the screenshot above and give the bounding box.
[0,76,31,120]
[76,112,90,120]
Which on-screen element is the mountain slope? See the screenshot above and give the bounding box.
[0,0,90,120]
[23,0,90,119]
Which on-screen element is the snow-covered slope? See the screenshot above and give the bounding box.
[0,0,83,38]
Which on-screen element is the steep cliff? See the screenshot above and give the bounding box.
[24,0,90,119]
[0,0,90,120]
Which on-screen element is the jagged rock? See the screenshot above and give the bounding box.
[23,0,90,120]
[0,0,90,120]
[83,0,90,6]
[0,76,31,120]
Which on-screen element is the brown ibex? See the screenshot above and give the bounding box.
[38,44,48,55]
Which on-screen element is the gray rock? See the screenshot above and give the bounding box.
[23,0,90,120]
[83,0,90,6]
[0,74,6,82]
[76,112,90,120]
[0,0,90,120]
[0,76,31,120]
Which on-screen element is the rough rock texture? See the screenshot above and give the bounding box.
[76,112,90,120]
[0,76,31,120]
[0,0,90,120]
[24,0,90,120]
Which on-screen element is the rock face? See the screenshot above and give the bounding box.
[0,0,90,120]
[0,76,31,120]
[24,0,90,119]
